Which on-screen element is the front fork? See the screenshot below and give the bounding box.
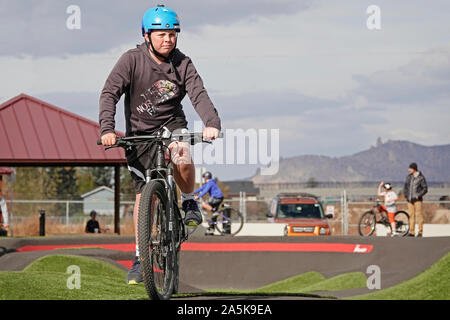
[167,169,187,245]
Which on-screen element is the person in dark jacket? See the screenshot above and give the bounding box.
[85,210,101,234]
[403,162,428,237]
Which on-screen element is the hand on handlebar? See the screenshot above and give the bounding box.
[202,127,220,141]
[101,133,117,146]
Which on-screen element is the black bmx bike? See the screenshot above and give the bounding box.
[358,200,410,237]
[98,128,222,300]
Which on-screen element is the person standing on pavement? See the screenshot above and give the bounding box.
[403,162,428,237]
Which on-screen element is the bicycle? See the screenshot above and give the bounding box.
[200,202,244,236]
[98,127,222,300]
[358,200,410,237]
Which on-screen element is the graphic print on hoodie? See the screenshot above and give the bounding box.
[137,80,178,117]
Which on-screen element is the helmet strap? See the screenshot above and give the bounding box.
[145,32,179,77]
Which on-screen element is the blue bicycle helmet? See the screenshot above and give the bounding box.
[141,5,180,36]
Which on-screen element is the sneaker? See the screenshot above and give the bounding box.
[182,199,202,226]
[407,233,415,237]
[416,233,423,238]
[205,227,215,236]
[127,256,143,285]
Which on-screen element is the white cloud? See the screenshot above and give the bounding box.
[1,0,449,181]
[0,42,135,99]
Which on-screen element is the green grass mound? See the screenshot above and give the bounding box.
[255,271,326,293]
[0,255,148,300]
[301,272,366,293]
[255,271,366,294]
[24,255,125,279]
[349,252,450,300]
[205,271,366,298]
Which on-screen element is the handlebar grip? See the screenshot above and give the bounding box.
[97,139,102,145]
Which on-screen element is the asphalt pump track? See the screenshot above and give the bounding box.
[1,232,449,299]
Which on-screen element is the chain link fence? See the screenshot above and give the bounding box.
[3,193,450,237]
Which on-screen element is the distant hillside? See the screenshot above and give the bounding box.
[251,140,450,183]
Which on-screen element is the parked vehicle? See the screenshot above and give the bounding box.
[267,193,333,236]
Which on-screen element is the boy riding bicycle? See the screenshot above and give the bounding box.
[99,5,221,284]
[194,171,224,235]
[377,182,399,236]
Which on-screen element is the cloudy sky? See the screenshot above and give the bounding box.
[1,0,450,180]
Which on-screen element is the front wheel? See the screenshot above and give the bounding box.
[138,180,175,300]
[358,210,377,237]
[214,207,244,236]
[394,210,410,237]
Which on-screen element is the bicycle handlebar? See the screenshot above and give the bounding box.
[97,131,223,150]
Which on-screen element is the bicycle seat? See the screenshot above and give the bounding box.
[222,203,231,208]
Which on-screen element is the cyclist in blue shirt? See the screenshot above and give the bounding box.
[194,171,224,235]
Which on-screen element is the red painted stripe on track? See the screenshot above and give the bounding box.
[16,244,135,252]
[17,242,373,254]
[117,260,133,269]
[181,242,373,253]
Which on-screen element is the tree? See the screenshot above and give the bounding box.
[76,168,95,196]
[11,167,58,217]
[14,167,48,199]
[306,177,318,188]
[120,166,136,201]
[89,167,113,188]
[58,167,78,199]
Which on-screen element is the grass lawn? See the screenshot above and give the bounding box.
[348,252,450,300]
[1,253,448,300]
[0,255,148,300]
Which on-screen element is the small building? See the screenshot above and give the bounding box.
[81,186,114,215]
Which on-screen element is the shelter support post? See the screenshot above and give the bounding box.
[114,165,121,234]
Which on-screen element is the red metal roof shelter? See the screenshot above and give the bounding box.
[0,167,14,175]
[0,94,126,234]
[0,93,125,165]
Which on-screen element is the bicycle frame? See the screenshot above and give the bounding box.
[146,137,198,251]
[373,203,396,227]
[201,210,231,227]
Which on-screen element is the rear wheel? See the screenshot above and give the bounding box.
[358,210,377,237]
[138,180,175,300]
[394,210,410,237]
[214,207,244,236]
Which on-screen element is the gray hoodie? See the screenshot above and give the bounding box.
[99,43,221,136]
